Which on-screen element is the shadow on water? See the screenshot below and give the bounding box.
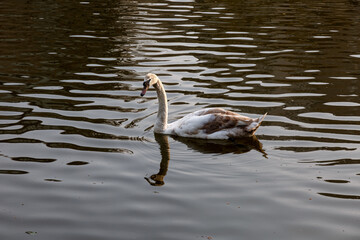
[145,133,266,186]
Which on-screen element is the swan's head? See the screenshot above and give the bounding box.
[141,73,159,96]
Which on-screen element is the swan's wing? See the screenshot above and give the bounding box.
[201,113,254,134]
[192,108,240,117]
[166,108,254,137]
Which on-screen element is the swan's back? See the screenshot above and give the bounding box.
[164,108,266,139]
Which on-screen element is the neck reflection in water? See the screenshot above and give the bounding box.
[145,133,170,186]
[145,133,267,186]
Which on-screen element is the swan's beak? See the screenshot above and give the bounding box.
[140,80,150,96]
[140,87,148,96]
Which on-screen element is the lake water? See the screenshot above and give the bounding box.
[0,0,359,239]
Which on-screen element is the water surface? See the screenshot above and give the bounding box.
[0,0,360,239]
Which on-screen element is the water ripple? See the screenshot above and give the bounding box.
[0,0,360,239]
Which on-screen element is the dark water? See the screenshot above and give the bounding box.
[1,0,360,239]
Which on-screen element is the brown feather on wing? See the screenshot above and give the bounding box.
[201,113,254,134]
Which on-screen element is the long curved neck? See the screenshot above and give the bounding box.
[153,79,168,133]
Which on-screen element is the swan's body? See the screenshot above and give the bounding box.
[141,73,267,139]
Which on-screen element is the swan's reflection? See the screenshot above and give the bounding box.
[145,134,267,186]
[173,135,266,156]
[145,133,170,186]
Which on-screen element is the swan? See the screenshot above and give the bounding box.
[140,73,267,139]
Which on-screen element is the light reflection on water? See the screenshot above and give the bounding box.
[0,0,360,239]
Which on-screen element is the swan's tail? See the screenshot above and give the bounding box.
[246,113,267,135]
[257,112,267,125]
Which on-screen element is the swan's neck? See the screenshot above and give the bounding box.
[153,80,168,133]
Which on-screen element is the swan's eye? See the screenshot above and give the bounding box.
[143,80,150,87]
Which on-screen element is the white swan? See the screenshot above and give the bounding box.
[141,73,267,139]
